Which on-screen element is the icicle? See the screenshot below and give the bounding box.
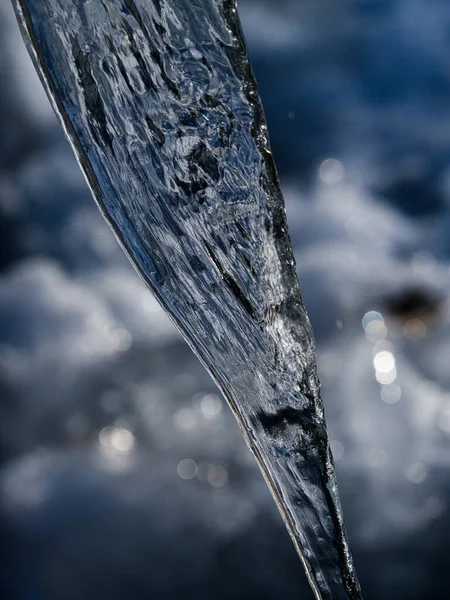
[12,1,363,597]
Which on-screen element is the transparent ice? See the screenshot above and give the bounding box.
[12,1,363,598]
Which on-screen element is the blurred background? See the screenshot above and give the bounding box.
[1,0,450,598]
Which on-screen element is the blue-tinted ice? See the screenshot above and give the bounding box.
[12,1,362,598]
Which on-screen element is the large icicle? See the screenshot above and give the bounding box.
[12,1,363,598]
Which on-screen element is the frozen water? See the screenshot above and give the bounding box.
[11,1,362,598]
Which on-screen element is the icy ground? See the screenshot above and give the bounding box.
[1,1,450,599]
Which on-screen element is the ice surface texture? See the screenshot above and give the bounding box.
[12,1,362,598]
